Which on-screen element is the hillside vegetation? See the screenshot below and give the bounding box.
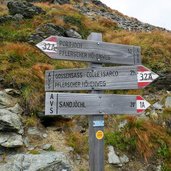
[0,1,171,170]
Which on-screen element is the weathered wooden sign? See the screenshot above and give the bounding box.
[45,65,158,91]
[36,36,141,65]
[45,92,150,115]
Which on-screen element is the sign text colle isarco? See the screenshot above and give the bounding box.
[45,65,158,91]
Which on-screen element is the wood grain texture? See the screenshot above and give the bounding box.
[45,92,139,115]
[45,66,138,91]
[88,33,104,171]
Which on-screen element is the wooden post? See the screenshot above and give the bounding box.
[88,33,104,171]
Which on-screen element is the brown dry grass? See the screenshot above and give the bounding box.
[124,116,171,162]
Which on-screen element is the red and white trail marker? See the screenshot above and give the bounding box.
[136,96,151,113]
[45,65,159,91]
[36,37,58,53]
[45,93,150,115]
[137,65,159,88]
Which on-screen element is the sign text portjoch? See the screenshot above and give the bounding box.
[45,65,159,91]
[45,92,150,115]
[36,36,141,65]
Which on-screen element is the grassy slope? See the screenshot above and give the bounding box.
[0,2,171,167]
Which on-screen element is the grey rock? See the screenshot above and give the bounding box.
[13,14,24,21]
[23,137,30,148]
[0,91,17,109]
[165,96,171,108]
[153,102,163,110]
[0,15,15,24]
[27,127,42,137]
[28,32,45,44]
[65,29,82,39]
[28,146,35,151]
[0,132,23,148]
[0,152,72,171]
[7,1,45,19]
[156,165,162,171]
[43,133,48,138]
[150,110,158,120]
[108,146,121,165]
[36,23,65,36]
[118,120,127,130]
[7,103,23,115]
[75,4,168,32]
[107,146,129,166]
[5,89,21,97]
[0,109,22,132]
[28,23,66,44]
[120,154,129,164]
[42,144,52,150]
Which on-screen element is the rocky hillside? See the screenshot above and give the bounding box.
[0,0,171,171]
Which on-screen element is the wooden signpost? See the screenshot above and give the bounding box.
[36,36,141,65]
[45,65,158,91]
[36,32,159,171]
[45,92,150,115]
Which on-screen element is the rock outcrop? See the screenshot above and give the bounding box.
[26,0,70,4]
[75,3,168,32]
[0,89,23,148]
[7,1,45,19]
[28,23,82,44]
[0,152,73,171]
[0,132,23,148]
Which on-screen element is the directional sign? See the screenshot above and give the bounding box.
[45,92,150,115]
[36,36,141,65]
[45,65,159,91]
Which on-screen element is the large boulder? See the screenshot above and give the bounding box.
[0,90,23,133]
[0,132,23,148]
[0,152,73,171]
[107,146,129,166]
[28,23,82,44]
[7,1,45,19]
[0,89,23,148]
[25,0,70,4]
[0,91,17,109]
[65,29,82,39]
[28,23,66,44]
[0,109,22,133]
